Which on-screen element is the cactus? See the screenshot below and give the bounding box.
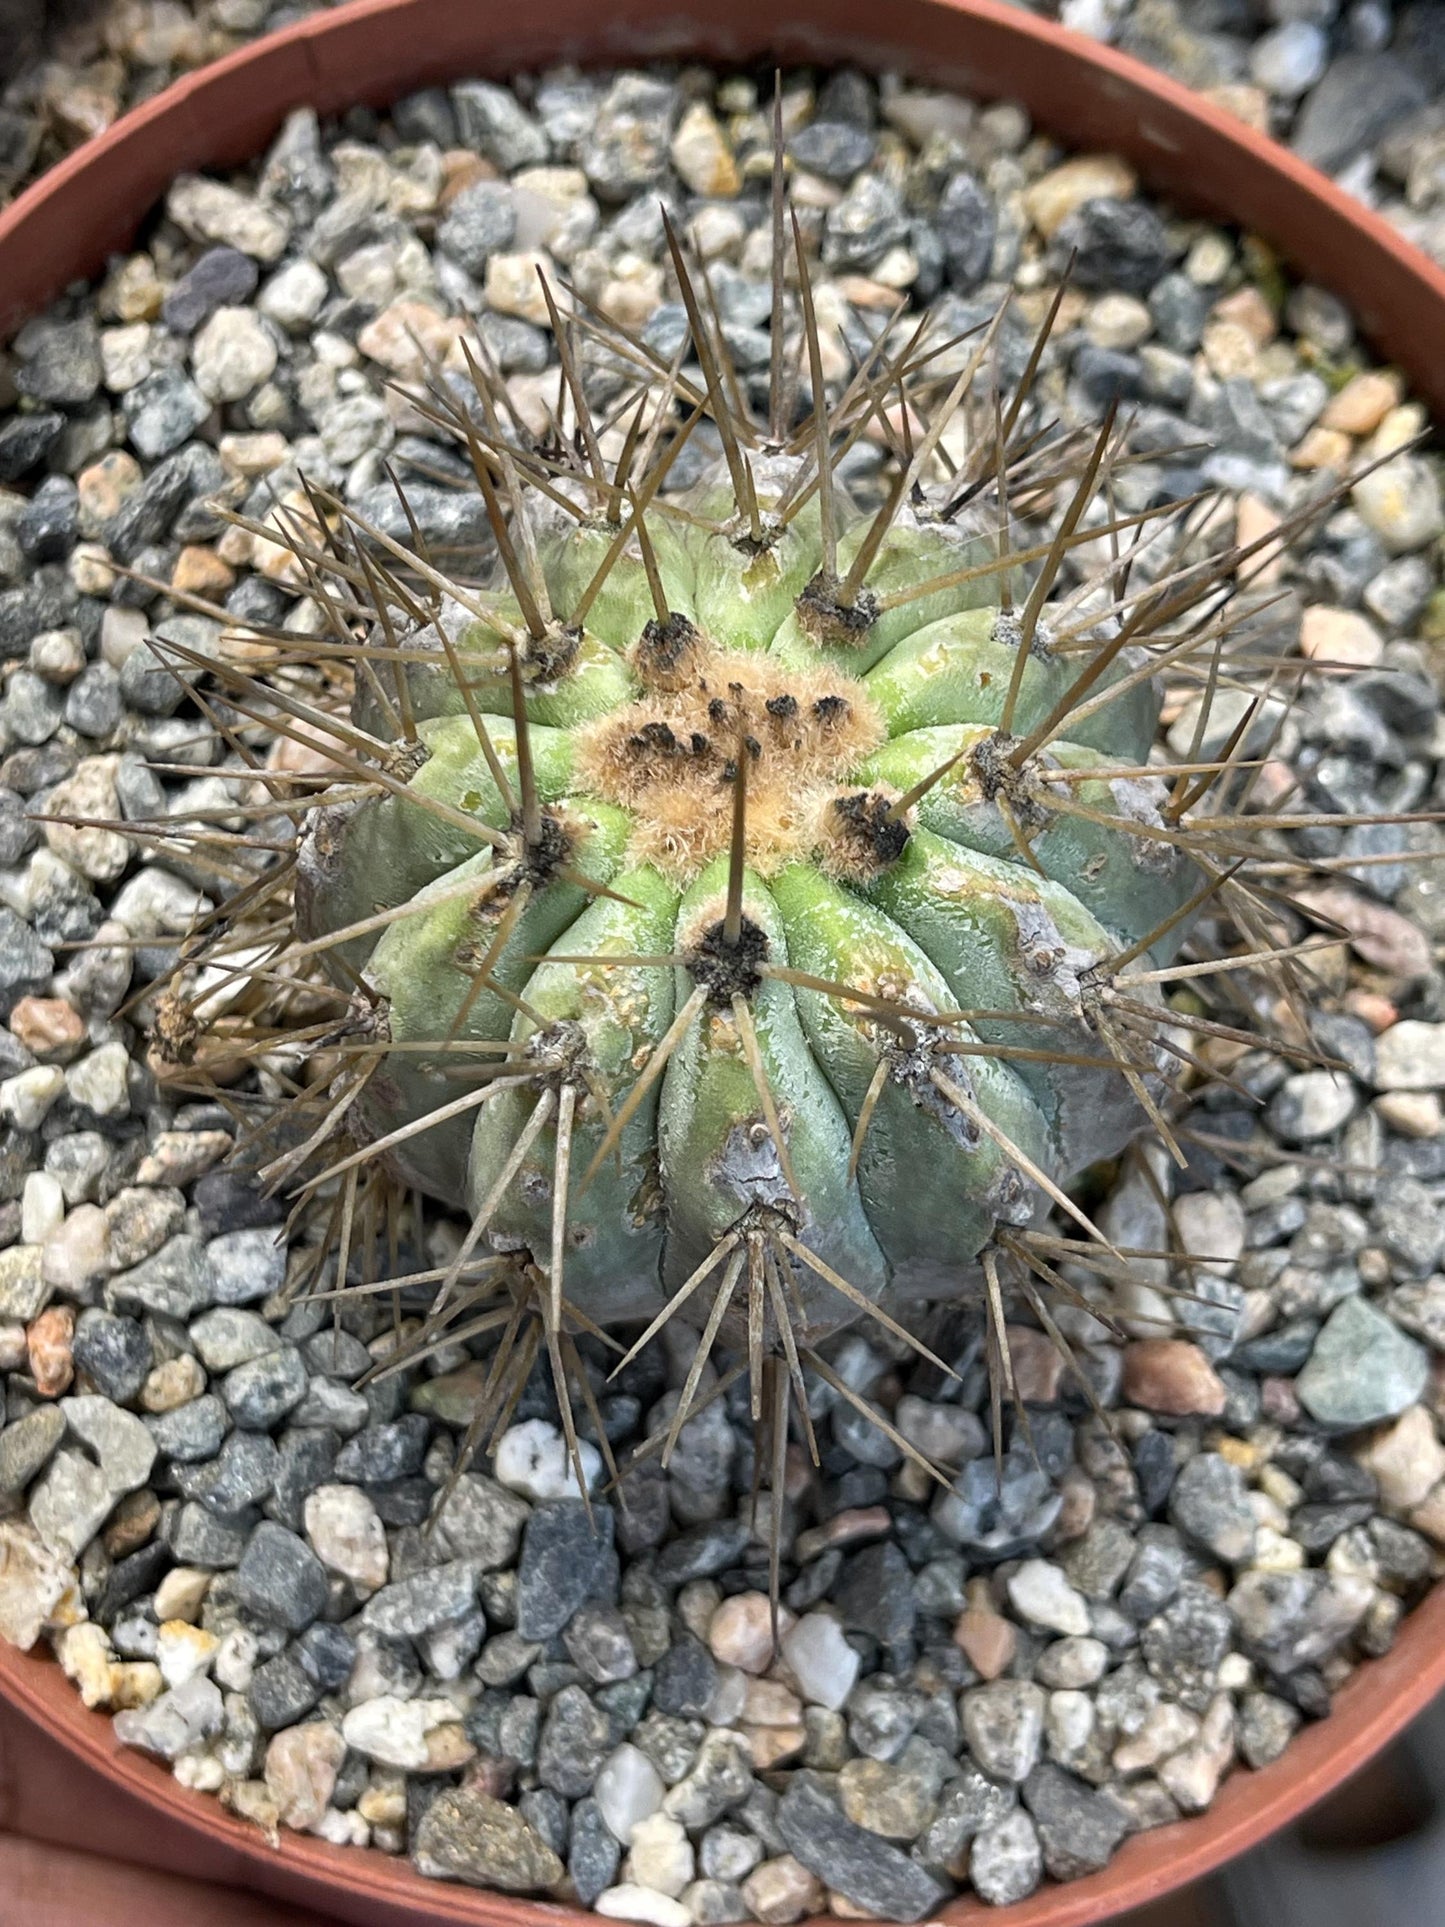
[148,157,1395,1573]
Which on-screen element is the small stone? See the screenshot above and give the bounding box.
[27,1304,75,1398]
[1006,1560,1091,1636]
[1238,1691,1301,1770]
[536,1682,612,1797]
[660,1730,753,1829]
[163,248,260,334]
[516,1499,614,1640]
[9,1071,64,1142]
[966,1809,1043,1907]
[1297,1296,1429,1428]
[626,1813,694,1897]
[342,1695,466,1769]
[961,1681,1045,1782]
[1355,1407,1445,1511]
[235,1521,329,1633]
[192,306,278,404]
[206,1227,285,1305]
[1122,1339,1226,1416]
[671,104,739,197]
[1300,606,1384,669]
[62,1394,156,1495]
[29,1447,114,1556]
[454,79,549,171]
[837,1757,938,1839]
[1022,154,1136,239]
[414,1785,565,1892]
[141,1354,206,1413]
[0,1405,65,1495]
[0,1520,77,1648]
[595,1741,666,1843]
[222,1344,307,1428]
[0,1245,49,1321]
[1322,371,1403,437]
[264,1720,345,1832]
[362,1562,480,1641]
[430,1472,530,1567]
[595,1886,690,1927]
[1267,1071,1357,1142]
[65,1043,131,1120]
[953,1606,1017,1681]
[740,1856,825,1926]
[779,1612,859,1710]
[485,252,559,327]
[113,1675,223,1760]
[1022,1763,1130,1880]
[495,1416,599,1499]
[776,1782,946,1922]
[1169,1453,1258,1566]
[167,177,290,262]
[304,1484,389,1597]
[709,1592,790,1674]
[1375,1022,1445,1092]
[1353,455,1445,555]
[1157,1694,1235,1814]
[155,1620,219,1689]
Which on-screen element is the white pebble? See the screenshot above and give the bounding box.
[0,1066,65,1132]
[21,1172,65,1246]
[596,1885,692,1927]
[494,1416,600,1500]
[595,1742,666,1844]
[341,1696,459,1769]
[1006,1559,1092,1636]
[65,1043,131,1120]
[779,1612,860,1711]
[626,1813,694,1898]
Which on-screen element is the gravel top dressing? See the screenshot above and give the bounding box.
[0,39,1444,1926]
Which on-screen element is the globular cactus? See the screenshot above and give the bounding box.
[151,171,1368,1542]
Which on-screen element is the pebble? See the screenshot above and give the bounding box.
[303,1484,389,1596]
[264,1720,346,1832]
[626,1813,694,1897]
[1375,1021,1445,1091]
[414,1785,565,1891]
[961,1681,1046,1783]
[495,1417,599,1500]
[235,1522,330,1633]
[342,1696,470,1770]
[595,1885,691,1927]
[779,1612,859,1710]
[1023,154,1136,238]
[1353,455,1445,554]
[777,1782,946,1923]
[709,1593,790,1675]
[1170,1454,1258,1566]
[596,1742,667,1842]
[1007,1561,1092,1636]
[516,1500,614,1641]
[1122,1339,1227,1417]
[1297,1297,1430,1428]
[968,1810,1044,1907]
[953,1606,1017,1681]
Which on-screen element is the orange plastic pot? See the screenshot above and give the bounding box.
[2,2,1445,1921]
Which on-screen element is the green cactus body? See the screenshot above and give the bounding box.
[297,462,1191,1344]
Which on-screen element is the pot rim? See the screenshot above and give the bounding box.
[3,2,1445,1922]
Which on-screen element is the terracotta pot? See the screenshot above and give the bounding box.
[2,2,1445,1922]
